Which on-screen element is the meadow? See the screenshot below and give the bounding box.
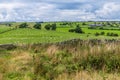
[0,21,120,80]
[0,21,120,44]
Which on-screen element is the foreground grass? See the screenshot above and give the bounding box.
[0,40,120,80]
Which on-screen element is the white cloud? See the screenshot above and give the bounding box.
[0,1,120,21]
[0,3,25,9]
[95,2,120,19]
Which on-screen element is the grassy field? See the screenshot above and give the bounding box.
[0,22,120,44]
[0,21,120,80]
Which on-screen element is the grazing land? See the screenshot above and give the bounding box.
[0,21,120,80]
[0,21,120,44]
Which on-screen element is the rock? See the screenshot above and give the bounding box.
[0,44,16,50]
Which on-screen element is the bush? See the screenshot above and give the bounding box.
[19,23,28,28]
[99,27,104,30]
[113,33,119,37]
[69,25,84,34]
[95,32,100,36]
[44,24,57,30]
[82,22,87,25]
[100,32,105,35]
[45,24,51,30]
[107,32,119,37]
[74,25,84,33]
[107,32,111,36]
[69,29,75,32]
[51,24,56,30]
[33,23,41,29]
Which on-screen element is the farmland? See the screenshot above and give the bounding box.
[0,21,120,44]
[0,21,120,80]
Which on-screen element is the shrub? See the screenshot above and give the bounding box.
[69,25,84,34]
[107,32,119,37]
[107,32,111,36]
[51,24,56,30]
[74,25,84,33]
[99,27,104,30]
[19,23,28,28]
[45,24,51,30]
[95,32,100,36]
[69,29,75,32]
[33,23,41,29]
[82,22,87,25]
[100,32,105,35]
[113,33,119,37]
[44,24,57,30]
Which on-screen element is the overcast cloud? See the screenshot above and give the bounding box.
[0,0,120,21]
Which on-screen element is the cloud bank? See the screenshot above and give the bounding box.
[0,0,120,21]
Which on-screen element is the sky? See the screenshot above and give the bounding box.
[0,0,120,22]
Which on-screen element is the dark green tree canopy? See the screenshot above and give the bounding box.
[51,24,56,30]
[45,24,51,30]
[33,23,41,29]
[45,23,57,30]
[19,23,28,28]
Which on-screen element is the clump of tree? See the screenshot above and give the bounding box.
[69,25,84,33]
[99,27,104,30]
[45,24,51,30]
[107,32,119,37]
[19,23,28,28]
[69,29,75,32]
[82,22,87,25]
[100,31,105,35]
[94,31,105,36]
[33,23,41,29]
[95,32,100,36]
[75,25,84,33]
[51,24,57,30]
[44,24,57,30]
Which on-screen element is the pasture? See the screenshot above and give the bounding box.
[0,21,120,44]
[0,21,120,80]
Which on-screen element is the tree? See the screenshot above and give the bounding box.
[69,29,75,32]
[74,25,84,33]
[51,24,56,30]
[45,24,51,30]
[33,23,41,29]
[76,24,80,28]
[69,25,84,34]
[82,22,87,25]
[95,32,100,36]
[100,31,105,35]
[19,23,28,28]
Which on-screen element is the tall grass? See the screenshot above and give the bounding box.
[0,39,120,80]
[33,40,120,80]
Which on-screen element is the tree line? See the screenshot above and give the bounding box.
[18,23,57,31]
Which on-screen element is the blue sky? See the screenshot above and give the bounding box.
[0,0,120,21]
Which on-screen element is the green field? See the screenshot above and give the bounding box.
[1,22,120,80]
[0,22,120,44]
